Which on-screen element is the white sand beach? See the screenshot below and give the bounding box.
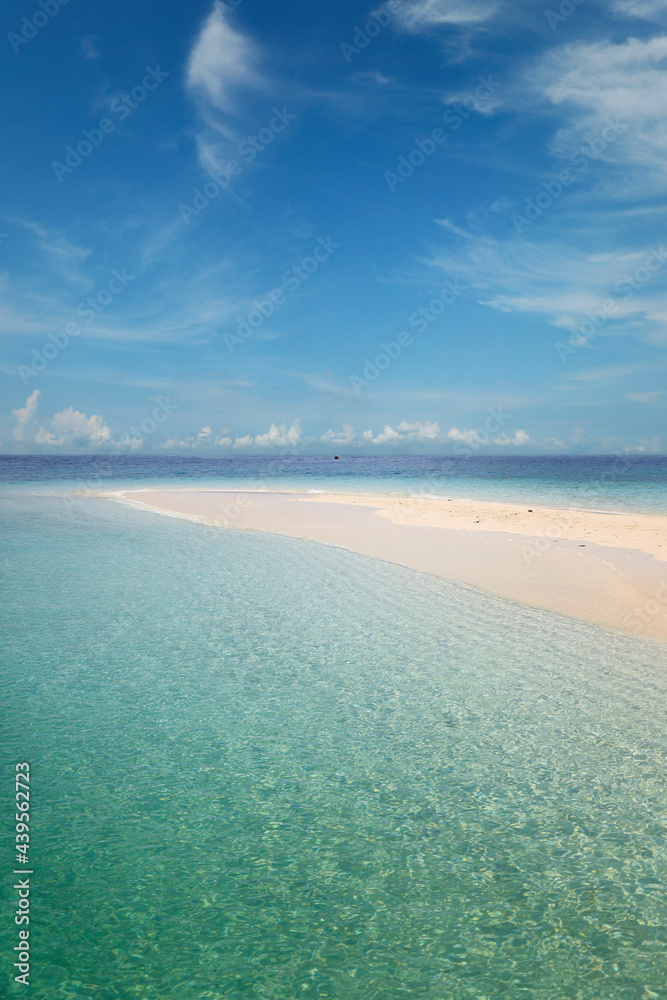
[103,490,667,642]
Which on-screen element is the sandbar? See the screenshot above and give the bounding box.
[101,490,667,643]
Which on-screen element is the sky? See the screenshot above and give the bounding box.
[1,0,667,455]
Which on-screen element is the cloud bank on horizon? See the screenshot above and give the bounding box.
[0,0,665,455]
[11,389,550,455]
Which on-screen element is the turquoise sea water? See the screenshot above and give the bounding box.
[1,482,666,999]
[1,454,667,513]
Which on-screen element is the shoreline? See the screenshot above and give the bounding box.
[100,489,667,643]
[107,486,666,519]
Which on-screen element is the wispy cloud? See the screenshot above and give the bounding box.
[80,35,101,60]
[428,235,667,345]
[184,0,270,171]
[21,221,92,288]
[532,36,667,180]
[611,0,667,21]
[394,0,498,31]
[569,361,662,382]
[434,217,475,239]
[626,390,665,404]
[186,3,265,115]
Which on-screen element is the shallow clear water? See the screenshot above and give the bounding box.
[0,492,666,999]
[1,454,667,514]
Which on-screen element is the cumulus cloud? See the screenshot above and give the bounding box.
[321,423,356,445]
[160,427,219,450]
[34,407,113,449]
[448,426,530,447]
[447,427,483,446]
[231,434,254,450]
[13,391,115,449]
[205,419,445,451]
[255,421,302,448]
[11,392,141,451]
[8,401,536,455]
[12,390,40,443]
[365,420,441,444]
[55,408,112,445]
[116,434,143,450]
[496,429,530,446]
[231,421,303,450]
[600,434,662,453]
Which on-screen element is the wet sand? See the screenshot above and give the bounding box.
[102,490,667,643]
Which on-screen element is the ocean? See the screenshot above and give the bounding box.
[0,457,666,999]
[1,453,667,513]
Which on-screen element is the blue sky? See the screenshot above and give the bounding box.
[1,0,666,454]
